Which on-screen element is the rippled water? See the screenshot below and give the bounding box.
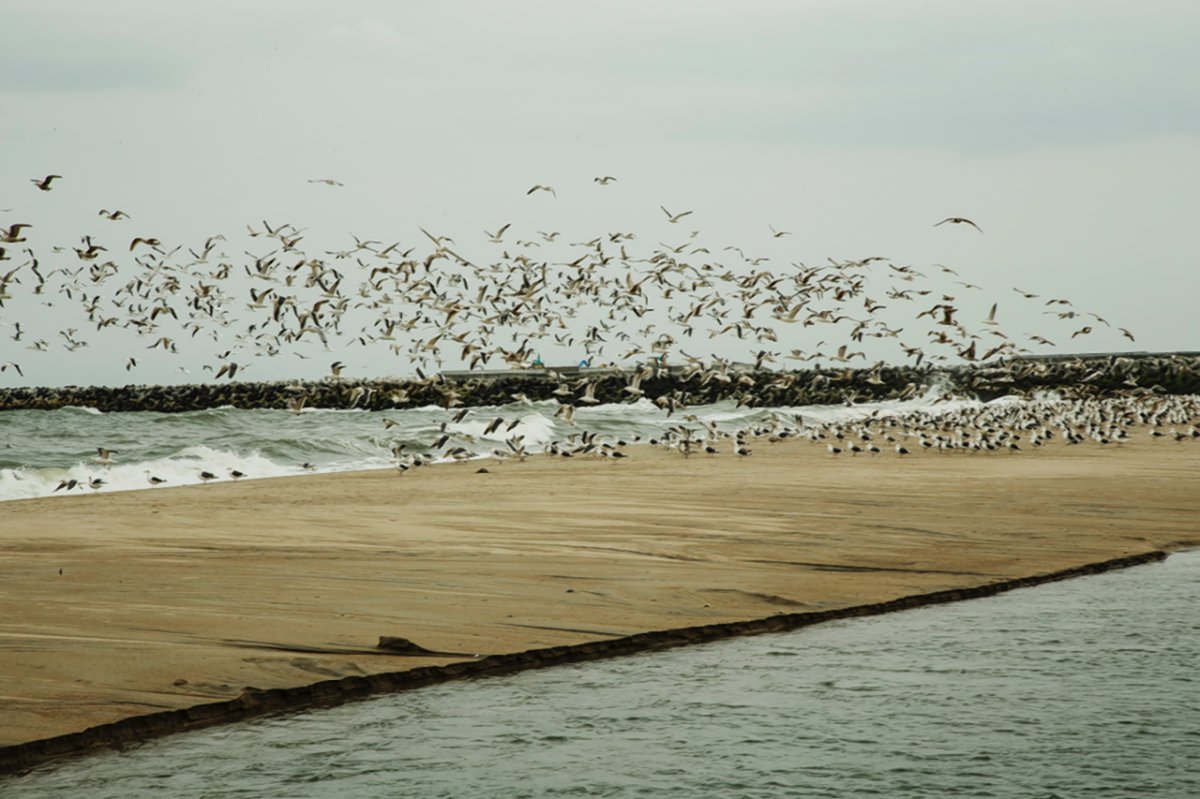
[12,552,1199,798]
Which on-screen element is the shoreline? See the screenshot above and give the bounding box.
[2,433,1198,776]
[0,549,1168,777]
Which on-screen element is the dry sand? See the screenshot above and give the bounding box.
[1,434,1197,748]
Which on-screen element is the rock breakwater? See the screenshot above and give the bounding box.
[1,354,1198,413]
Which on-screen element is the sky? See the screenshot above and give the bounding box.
[2,0,1198,387]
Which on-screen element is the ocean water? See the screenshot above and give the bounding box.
[10,551,1198,798]
[0,389,980,501]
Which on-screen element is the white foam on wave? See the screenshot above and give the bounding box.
[578,397,660,415]
[693,408,758,423]
[781,383,983,428]
[0,445,314,502]
[508,412,558,446]
[448,410,559,447]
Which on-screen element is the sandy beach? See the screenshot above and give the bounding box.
[1,434,1197,753]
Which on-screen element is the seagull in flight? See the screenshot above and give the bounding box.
[660,205,693,224]
[485,223,511,243]
[1,224,32,243]
[593,176,617,185]
[31,175,62,191]
[526,184,557,197]
[933,217,983,233]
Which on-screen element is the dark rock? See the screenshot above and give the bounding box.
[376,636,440,655]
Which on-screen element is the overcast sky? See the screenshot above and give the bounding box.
[2,1,1198,387]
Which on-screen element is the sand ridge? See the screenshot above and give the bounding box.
[1,433,1197,747]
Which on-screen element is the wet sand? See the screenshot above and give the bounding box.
[1,435,1197,750]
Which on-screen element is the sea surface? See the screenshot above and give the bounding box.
[0,389,979,502]
[7,552,1198,798]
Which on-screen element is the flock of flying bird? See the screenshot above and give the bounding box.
[1,172,1131,386]
[2,172,1159,489]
